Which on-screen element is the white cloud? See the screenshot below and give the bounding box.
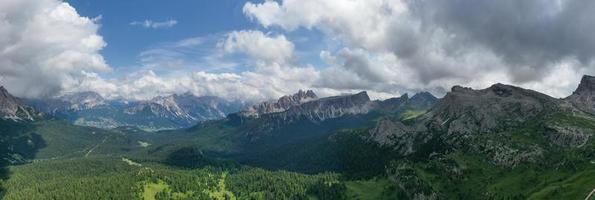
[218,30,295,66]
[130,19,178,29]
[0,0,110,98]
[243,0,406,52]
[243,0,595,97]
[9,0,591,103]
[64,31,333,102]
[68,65,321,102]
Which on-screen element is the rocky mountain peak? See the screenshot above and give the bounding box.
[264,91,373,122]
[59,91,106,111]
[410,91,434,99]
[0,86,17,103]
[572,75,595,96]
[448,83,554,102]
[417,83,560,137]
[122,93,242,128]
[566,75,595,115]
[239,90,318,117]
[350,91,370,102]
[278,90,318,105]
[450,85,474,94]
[0,86,38,121]
[0,85,7,94]
[409,92,438,109]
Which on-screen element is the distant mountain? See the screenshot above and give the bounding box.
[263,91,376,124]
[0,86,40,121]
[27,91,106,115]
[25,92,244,131]
[232,90,437,126]
[239,89,317,117]
[125,93,243,124]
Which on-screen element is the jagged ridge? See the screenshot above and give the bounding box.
[0,86,39,121]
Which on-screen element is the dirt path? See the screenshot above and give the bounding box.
[586,188,595,200]
[85,136,108,157]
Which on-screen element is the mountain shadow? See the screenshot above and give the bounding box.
[0,120,46,197]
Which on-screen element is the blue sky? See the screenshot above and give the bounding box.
[64,0,331,80]
[66,0,257,71]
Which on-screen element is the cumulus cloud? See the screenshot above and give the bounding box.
[244,0,595,97]
[130,19,178,29]
[66,31,320,102]
[68,66,321,102]
[0,0,110,98]
[6,0,593,102]
[218,30,295,65]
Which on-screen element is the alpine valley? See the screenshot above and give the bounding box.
[24,92,245,131]
[0,76,594,200]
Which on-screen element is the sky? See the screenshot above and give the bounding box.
[1,0,595,101]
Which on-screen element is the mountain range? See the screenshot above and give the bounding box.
[24,91,244,131]
[0,76,594,199]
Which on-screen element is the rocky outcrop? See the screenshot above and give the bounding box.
[567,75,595,115]
[377,92,438,111]
[421,83,560,136]
[369,83,568,160]
[545,125,591,147]
[370,119,429,155]
[239,90,317,117]
[268,91,374,122]
[408,92,438,109]
[0,86,39,121]
[488,144,544,167]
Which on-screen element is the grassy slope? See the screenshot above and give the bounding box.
[13,120,144,160]
[381,112,595,199]
[345,179,398,200]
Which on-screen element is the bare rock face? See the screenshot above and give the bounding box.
[567,75,595,115]
[545,125,591,147]
[421,83,560,136]
[270,91,373,122]
[0,86,39,121]
[126,95,193,120]
[60,91,106,111]
[369,83,564,160]
[488,144,544,167]
[234,90,437,127]
[408,92,438,109]
[370,119,429,156]
[239,90,317,117]
[125,93,242,122]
